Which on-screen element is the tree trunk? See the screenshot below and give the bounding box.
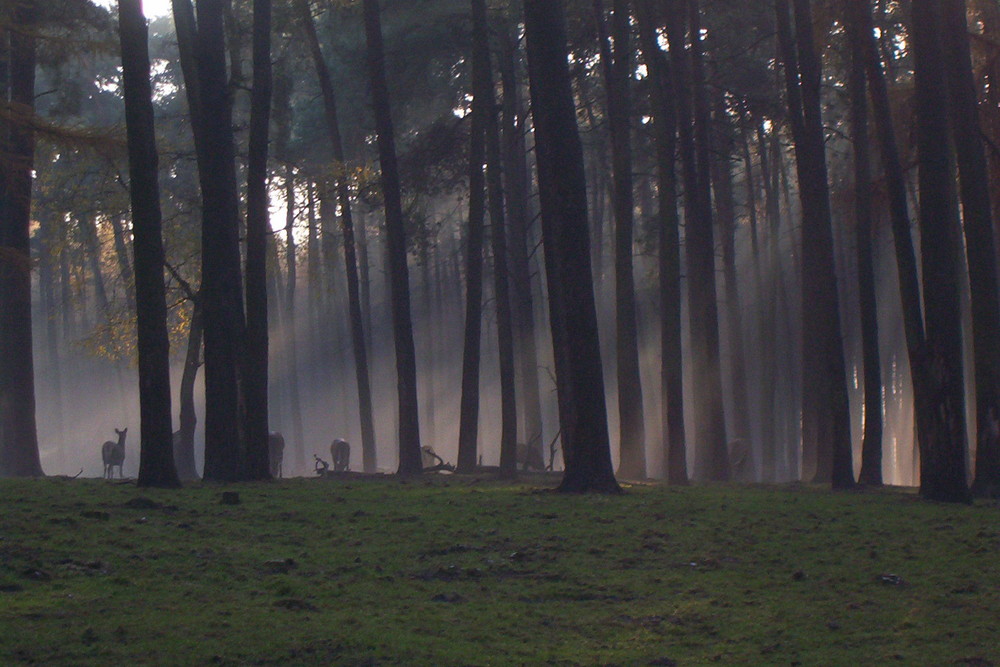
[174,298,202,480]
[635,0,688,484]
[173,0,248,481]
[244,0,272,481]
[523,0,619,493]
[711,98,752,479]
[283,167,306,473]
[776,0,854,488]
[77,215,110,316]
[500,24,545,468]
[845,0,884,486]
[940,0,1000,497]
[594,0,647,479]
[0,0,44,477]
[362,0,423,475]
[666,0,729,481]
[119,0,181,488]
[911,0,971,503]
[456,0,489,474]
[477,0,518,478]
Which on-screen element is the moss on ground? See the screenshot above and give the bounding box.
[1,475,998,665]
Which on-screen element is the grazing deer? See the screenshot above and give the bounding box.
[102,428,127,479]
[268,432,285,478]
[331,439,350,472]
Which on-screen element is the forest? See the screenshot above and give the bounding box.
[2,0,1000,504]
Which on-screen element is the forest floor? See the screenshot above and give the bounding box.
[0,474,998,666]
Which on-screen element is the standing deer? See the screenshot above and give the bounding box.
[268,432,285,478]
[102,428,127,479]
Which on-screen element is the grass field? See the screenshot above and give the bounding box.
[1,474,998,665]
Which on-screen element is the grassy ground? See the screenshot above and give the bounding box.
[0,474,998,666]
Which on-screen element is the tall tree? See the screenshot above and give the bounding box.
[666,0,728,481]
[0,0,44,477]
[911,0,971,503]
[595,0,646,479]
[775,0,854,488]
[456,0,490,474]
[296,0,378,473]
[478,0,518,477]
[940,0,1000,497]
[244,0,273,480]
[171,0,248,481]
[362,0,423,475]
[523,0,620,493]
[636,0,687,484]
[119,0,181,488]
[845,0,883,486]
[500,24,545,467]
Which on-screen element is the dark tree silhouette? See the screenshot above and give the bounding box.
[523,0,620,493]
[118,0,181,488]
[911,0,971,503]
[244,0,273,481]
[362,0,423,475]
[0,0,44,477]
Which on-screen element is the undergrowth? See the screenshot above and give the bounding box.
[1,475,998,665]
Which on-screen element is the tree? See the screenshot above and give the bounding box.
[0,0,44,477]
[362,0,423,475]
[635,0,687,484]
[666,0,728,482]
[523,0,619,493]
[595,0,646,479]
[479,0,518,477]
[118,0,181,488]
[845,0,883,486]
[171,0,248,481]
[296,0,378,473]
[244,0,273,481]
[775,0,854,488]
[455,0,489,474]
[940,0,1000,498]
[911,0,971,503]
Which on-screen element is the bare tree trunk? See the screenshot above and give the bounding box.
[119,0,181,488]
[362,0,422,475]
[711,99,752,478]
[666,0,728,481]
[911,0,971,503]
[77,215,110,316]
[0,0,44,477]
[593,0,646,479]
[283,167,306,473]
[523,0,619,493]
[775,0,854,488]
[456,0,489,473]
[845,0,884,486]
[940,0,1000,497]
[476,0,518,477]
[173,0,248,481]
[500,24,544,464]
[244,0,272,480]
[175,298,202,480]
[636,0,688,484]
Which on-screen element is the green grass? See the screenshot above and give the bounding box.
[1,475,998,666]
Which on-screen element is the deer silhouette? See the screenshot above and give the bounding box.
[102,428,127,479]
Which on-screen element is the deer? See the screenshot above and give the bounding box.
[331,438,350,472]
[268,432,285,478]
[102,428,127,479]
